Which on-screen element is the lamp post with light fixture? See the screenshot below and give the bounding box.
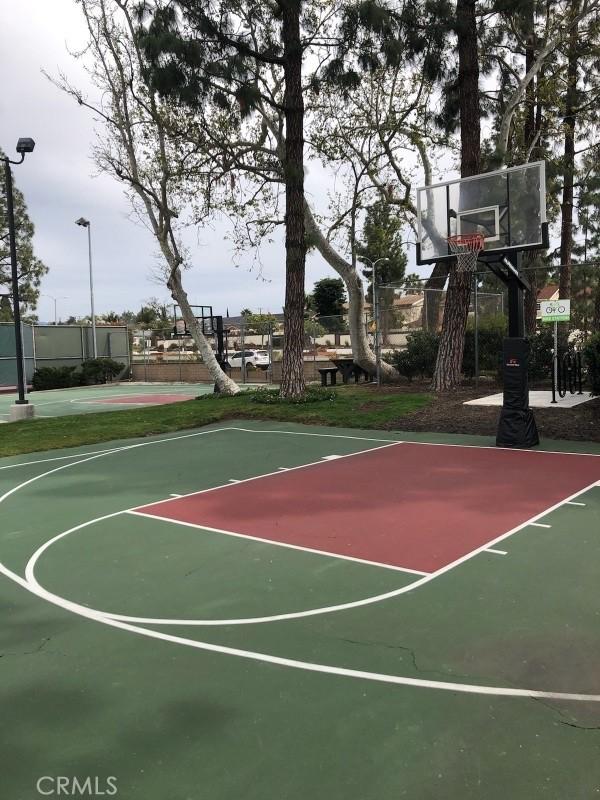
[42,293,68,325]
[75,217,98,358]
[361,256,389,386]
[3,138,35,419]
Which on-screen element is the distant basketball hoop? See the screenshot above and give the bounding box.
[446,233,485,272]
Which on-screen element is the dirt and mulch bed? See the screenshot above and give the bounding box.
[365,382,600,443]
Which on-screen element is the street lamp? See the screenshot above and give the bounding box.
[3,137,35,420]
[75,217,97,358]
[41,294,68,325]
[361,256,389,386]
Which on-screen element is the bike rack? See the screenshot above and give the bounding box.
[551,351,583,403]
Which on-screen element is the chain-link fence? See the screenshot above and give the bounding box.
[127,263,599,388]
[378,262,599,387]
[129,319,366,384]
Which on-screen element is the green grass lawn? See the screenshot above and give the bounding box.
[0,387,431,457]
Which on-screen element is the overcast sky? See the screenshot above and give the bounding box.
[1,0,425,325]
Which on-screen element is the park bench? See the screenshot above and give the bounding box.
[331,358,373,384]
[318,367,339,386]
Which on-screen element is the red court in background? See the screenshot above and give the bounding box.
[134,443,600,573]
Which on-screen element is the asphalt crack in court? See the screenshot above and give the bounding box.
[558,721,600,731]
[337,637,457,681]
[532,696,600,730]
[0,636,52,658]
[335,636,541,688]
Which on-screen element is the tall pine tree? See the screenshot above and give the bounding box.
[1,150,48,317]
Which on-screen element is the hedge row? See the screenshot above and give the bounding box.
[32,359,126,391]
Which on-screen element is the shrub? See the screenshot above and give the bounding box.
[527,326,554,382]
[464,318,555,383]
[249,386,336,405]
[79,358,125,385]
[385,330,439,382]
[390,350,418,383]
[463,314,506,379]
[583,332,600,395]
[32,366,81,391]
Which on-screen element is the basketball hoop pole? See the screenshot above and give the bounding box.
[473,273,479,388]
[415,160,547,449]
[485,252,539,448]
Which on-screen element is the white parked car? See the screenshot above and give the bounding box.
[228,350,270,370]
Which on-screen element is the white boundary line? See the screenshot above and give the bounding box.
[226,427,600,459]
[127,509,428,576]
[9,559,600,702]
[0,446,129,472]
[131,439,402,510]
[23,476,600,629]
[0,426,401,471]
[3,425,600,700]
[3,422,598,473]
[0,428,236,503]
[485,549,507,556]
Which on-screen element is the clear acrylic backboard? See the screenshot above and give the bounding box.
[416,161,548,264]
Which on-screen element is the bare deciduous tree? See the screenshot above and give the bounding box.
[51,0,240,393]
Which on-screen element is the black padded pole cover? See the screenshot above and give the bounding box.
[496,337,539,448]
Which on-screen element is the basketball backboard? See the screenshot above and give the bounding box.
[172,305,214,337]
[416,161,548,264]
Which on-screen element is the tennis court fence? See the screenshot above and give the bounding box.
[0,323,130,387]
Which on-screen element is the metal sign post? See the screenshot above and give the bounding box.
[552,320,558,404]
[539,300,570,405]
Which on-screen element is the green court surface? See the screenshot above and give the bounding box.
[1,421,600,799]
[0,382,217,420]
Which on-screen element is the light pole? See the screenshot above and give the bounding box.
[362,256,389,385]
[3,137,35,420]
[75,217,98,358]
[42,294,68,325]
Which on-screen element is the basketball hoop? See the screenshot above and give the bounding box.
[446,233,485,272]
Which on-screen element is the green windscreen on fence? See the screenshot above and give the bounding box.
[0,324,35,386]
[0,324,130,387]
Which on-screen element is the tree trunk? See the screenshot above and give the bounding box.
[168,268,240,394]
[279,1,306,398]
[523,1,536,155]
[593,281,600,332]
[304,201,397,379]
[457,0,481,178]
[523,251,539,336]
[522,6,541,339]
[431,269,472,391]
[264,96,389,380]
[558,7,580,308]
[431,0,479,391]
[424,261,449,331]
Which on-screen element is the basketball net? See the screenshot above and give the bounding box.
[446,233,485,272]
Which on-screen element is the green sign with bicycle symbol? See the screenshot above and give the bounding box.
[540,299,571,323]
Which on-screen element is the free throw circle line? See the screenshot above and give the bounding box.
[6,559,600,702]
[4,427,600,700]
